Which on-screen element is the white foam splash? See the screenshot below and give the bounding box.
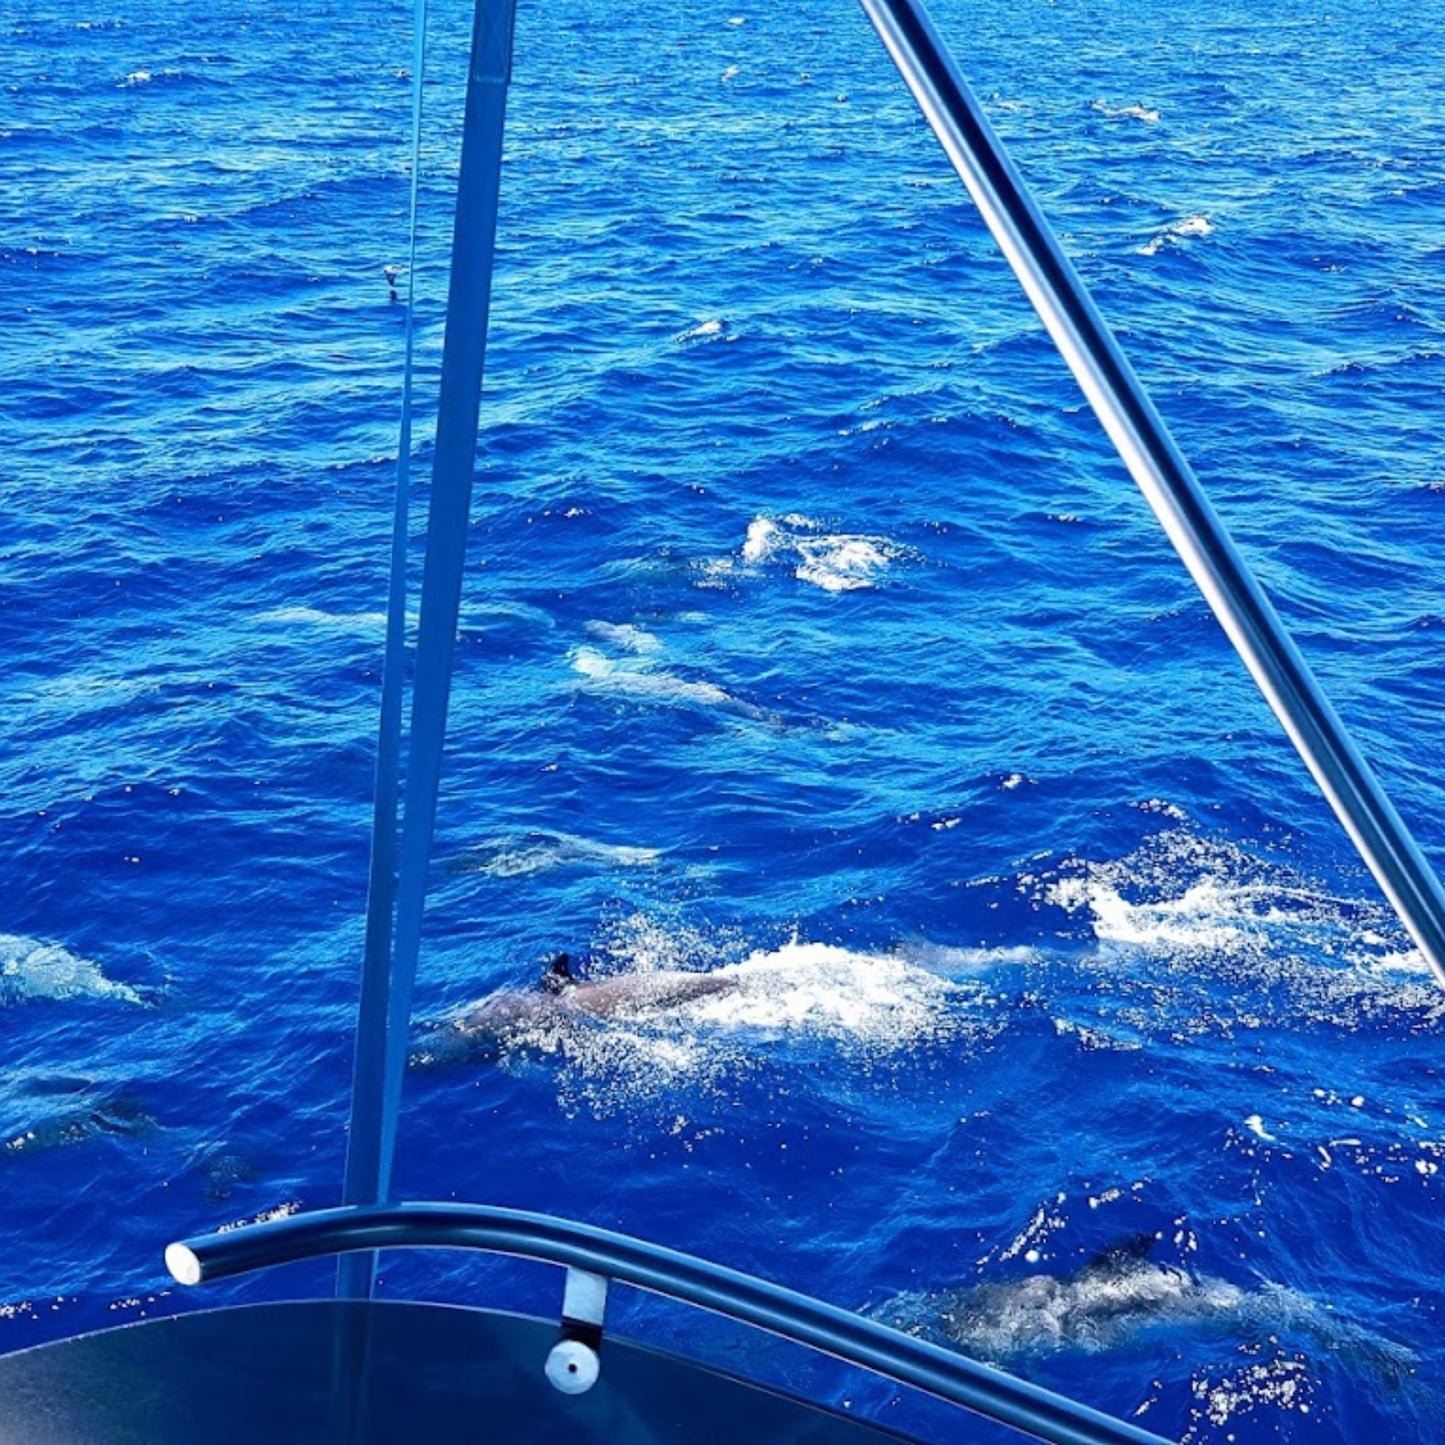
[740,516,780,563]
[119,68,184,88]
[1036,829,1445,1032]
[0,936,142,1006]
[700,940,966,1043]
[1192,1357,1314,1431]
[1138,213,1214,257]
[739,514,905,591]
[675,318,728,344]
[1050,875,1246,951]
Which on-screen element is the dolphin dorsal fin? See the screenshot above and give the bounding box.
[542,953,576,994]
[1086,1232,1156,1274]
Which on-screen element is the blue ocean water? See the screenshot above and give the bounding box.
[4,0,1445,1439]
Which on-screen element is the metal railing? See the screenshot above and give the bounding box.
[167,1200,1170,1445]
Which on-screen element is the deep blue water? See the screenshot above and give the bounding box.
[5,0,1445,1439]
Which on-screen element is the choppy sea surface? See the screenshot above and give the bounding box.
[5,0,1445,1439]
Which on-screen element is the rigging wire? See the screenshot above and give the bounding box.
[337,0,429,1302]
[338,0,519,1300]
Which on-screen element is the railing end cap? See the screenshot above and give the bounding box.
[165,1241,203,1287]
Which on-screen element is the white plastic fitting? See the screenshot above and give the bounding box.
[545,1337,600,1394]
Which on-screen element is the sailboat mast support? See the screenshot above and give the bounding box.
[340,0,518,1305]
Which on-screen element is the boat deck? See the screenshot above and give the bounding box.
[0,1300,912,1444]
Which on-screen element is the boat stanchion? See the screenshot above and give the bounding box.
[544,1267,608,1395]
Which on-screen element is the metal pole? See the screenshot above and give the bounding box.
[860,0,1445,984]
[338,0,519,1302]
[338,0,428,1301]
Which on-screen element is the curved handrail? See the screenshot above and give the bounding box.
[167,1201,1169,1445]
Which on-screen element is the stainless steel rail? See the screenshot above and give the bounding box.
[166,1201,1170,1445]
[340,0,519,1308]
[859,0,1445,984]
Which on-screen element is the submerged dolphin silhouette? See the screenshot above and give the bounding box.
[881,1234,1418,1385]
[410,954,738,1067]
[3,1085,157,1158]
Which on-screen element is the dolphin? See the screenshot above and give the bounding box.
[879,1234,1418,1385]
[570,648,782,727]
[921,1235,1247,1356]
[450,832,661,880]
[3,1084,157,1158]
[410,954,739,1067]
